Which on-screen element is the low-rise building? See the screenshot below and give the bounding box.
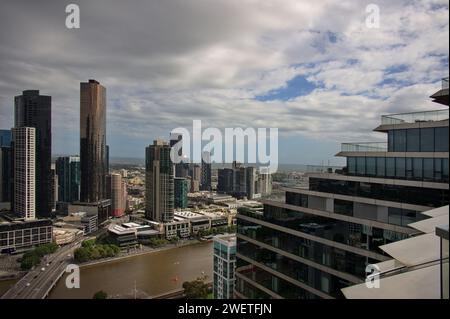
[0,218,53,254]
[175,211,210,234]
[53,228,83,245]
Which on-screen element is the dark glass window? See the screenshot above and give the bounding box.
[413,158,423,179]
[423,158,434,181]
[356,157,365,175]
[286,192,308,208]
[406,128,420,152]
[386,158,395,177]
[435,158,442,181]
[406,158,413,179]
[435,127,449,152]
[420,128,434,152]
[348,157,356,175]
[366,157,376,176]
[388,130,394,152]
[393,129,407,152]
[334,199,353,216]
[395,157,406,178]
[443,159,449,181]
[376,157,385,177]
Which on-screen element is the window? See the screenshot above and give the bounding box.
[435,127,449,152]
[376,157,385,177]
[406,128,420,152]
[356,157,365,175]
[406,158,413,179]
[395,157,406,178]
[347,157,356,175]
[388,130,394,152]
[386,158,395,177]
[366,157,376,176]
[413,158,423,179]
[334,199,353,216]
[393,129,407,152]
[420,128,434,152]
[423,158,434,181]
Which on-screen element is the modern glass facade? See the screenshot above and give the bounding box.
[174,177,188,209]
[55,156,80,203]
[235,87,449,299]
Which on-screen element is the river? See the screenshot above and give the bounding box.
[48,241,213,299]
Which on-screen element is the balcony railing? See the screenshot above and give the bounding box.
[341,142,387,152]
[381,109,449,125]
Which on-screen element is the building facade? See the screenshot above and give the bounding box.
[174,177,189,209]
[235,86,449,299]
[105,173,127,217]
[200,151,212,191]
[0,219,53,254]
[14,90,52,217]
[12,127,36,221]
[145,140,174,222]
[0,130,11,147]
[214,234,236,299]
[55,156,80,203]
[80,79,107,203]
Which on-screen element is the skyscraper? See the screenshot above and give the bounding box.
[12,127,36,221]
[235,82,449,299]
[105,173,127,217]
[0,146,12,203]
[213,234,236,299]
[145,139,174,222]
[0,130,12,147]
[55,156,80,203]
[80,79,107,203]
[201,151,212,191]
[14,90,52,217]
[174,177,188,209]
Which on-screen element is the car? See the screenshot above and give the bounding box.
[41,268,45,271]
[26,283,31,287]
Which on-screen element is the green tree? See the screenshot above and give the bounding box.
[182,278,210,299]
[93,290,108,299]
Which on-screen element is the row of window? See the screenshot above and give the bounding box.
[387,127,449,152]
[347,157,449,182]
[237,238,350,298]
[238,218,374,278]
[239,204,408,256]
[308,178,449,207]
[285,192,426,227]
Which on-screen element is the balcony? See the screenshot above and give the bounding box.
[341,142,387,152]
[381,109,449,125]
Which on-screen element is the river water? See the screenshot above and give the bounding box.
[48,241,213,299]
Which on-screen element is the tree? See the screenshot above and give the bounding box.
[183,278,209,299]
[93,290,108,299]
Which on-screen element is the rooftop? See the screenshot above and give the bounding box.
[380,109,449,126]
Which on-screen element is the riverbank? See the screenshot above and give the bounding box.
[78,238,207,268]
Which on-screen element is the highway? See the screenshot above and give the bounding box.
[1,238,82,299]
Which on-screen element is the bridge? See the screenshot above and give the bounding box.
[1,239,82,299]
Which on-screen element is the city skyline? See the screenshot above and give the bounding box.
[0,1,448,165]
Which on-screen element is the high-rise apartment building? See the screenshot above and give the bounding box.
[14,90,52,217]
[12,127,36,221]
[55,156,80,203]
[105,173,127,217]
[174,177,189,209]
[190,164,201,192]
[80,79,107,203]
[145,140,174,222]
[201,151,212,191]
[213,234,236,299]
[235,82,449,299]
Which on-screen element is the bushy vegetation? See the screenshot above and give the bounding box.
[183,277,210,299]
[139,237,168,247]
[93,290,108,299]
[74,239,120,263]
[20,242,59,270]
[197,225,236,238]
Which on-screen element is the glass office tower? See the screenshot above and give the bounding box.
[235,80,449,299]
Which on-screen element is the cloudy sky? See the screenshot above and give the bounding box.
[0,0,448,165]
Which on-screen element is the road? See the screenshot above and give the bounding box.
[1,238,83,299]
